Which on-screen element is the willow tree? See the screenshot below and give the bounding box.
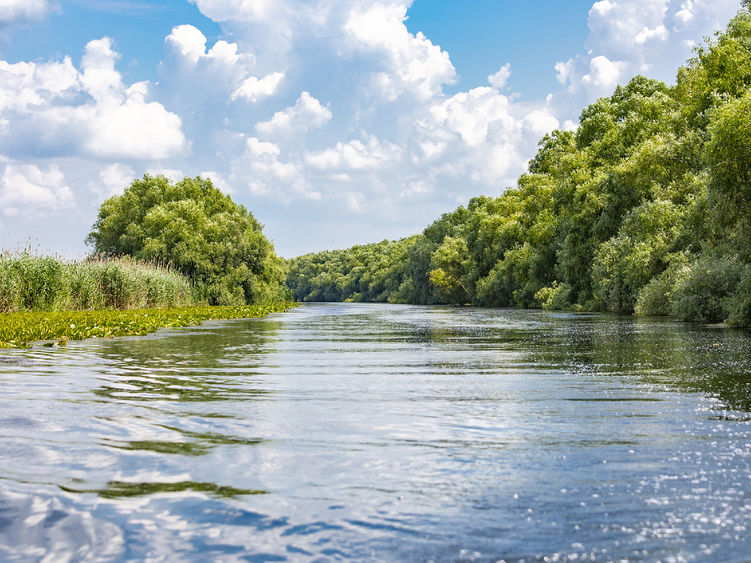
[87,175,288,305]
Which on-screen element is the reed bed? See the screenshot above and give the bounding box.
[0,303,296,348]
[0,253,196,313]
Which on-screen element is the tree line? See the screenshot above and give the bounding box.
[287,7,751,328]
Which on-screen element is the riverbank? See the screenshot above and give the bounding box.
[0,303,297,348]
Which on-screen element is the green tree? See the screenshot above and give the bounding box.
[428,236,471,304]
[705,89,751,255]
[87,175,288,305]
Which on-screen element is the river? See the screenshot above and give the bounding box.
[1,303,750,561]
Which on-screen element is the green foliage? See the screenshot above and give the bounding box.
[286,238,417,303]
[634,253,690,317]
[705,89,751,257]
[670,253,742,323]
[87,175,288,305]
[535,282,572,311]
[286,7,751,327]
[429,236,471,304]
[727,265,751,327]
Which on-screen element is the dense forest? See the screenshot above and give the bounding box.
[287,6,751,328]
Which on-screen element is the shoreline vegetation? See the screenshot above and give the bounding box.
[0,253,197,313]
[287,6,751,329]
[0,174,296,348]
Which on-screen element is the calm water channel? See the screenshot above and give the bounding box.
[1,303,751,561]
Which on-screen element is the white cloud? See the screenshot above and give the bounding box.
[554,59,575,86]
[146,168,184,183]
[165,24,251,70]
[344,191,364,212]
[232,72,284,102]
[305,136,401,172]
[523,110,561,138]
[550,0,738,122]
[635,24,669,44]
[166,24,210,63]
[424,87,518,148]
[0,0,51,23]
[246,137,281,157]
[256,91,332,138]
[582,55,627,91]
[587,0,670,58]
[0,164,73,214]
[488,63,512,89]
[95,163,135,199]
[345,3,455,101]
[0,38,186,160]
[400,179,432,199]
[190,0,277,23]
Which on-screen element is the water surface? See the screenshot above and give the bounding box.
[1,303,750,561]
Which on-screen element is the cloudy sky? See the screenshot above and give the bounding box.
[0,0,742,257]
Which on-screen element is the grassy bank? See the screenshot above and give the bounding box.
[0,253,197,313]
[0,303,297,349]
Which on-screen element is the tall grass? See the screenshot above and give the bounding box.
[0,252,197,313]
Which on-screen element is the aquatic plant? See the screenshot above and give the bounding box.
[0,302,296,348]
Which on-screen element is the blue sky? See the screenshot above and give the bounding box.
[0,0,743,257]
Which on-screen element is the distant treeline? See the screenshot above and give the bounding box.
[287,7,751,328]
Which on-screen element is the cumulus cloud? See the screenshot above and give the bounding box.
[305,137,401,172]
[488,63,512,89]
[0,164,73,214]
[0,38,186,160]
[582,55,628,91]
[246,137,281,157]
[0,0,51,24]
[93,163,135,200]
[145,168,184,183]
[256,91,332,138]
[422,87,518,148]
[161,24,278,107]
[344,3,456,101]
[232,72,284,102]
[550,0,739,120]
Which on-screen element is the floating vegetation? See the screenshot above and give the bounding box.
[0,303,297,349]
[60,480,267,499]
